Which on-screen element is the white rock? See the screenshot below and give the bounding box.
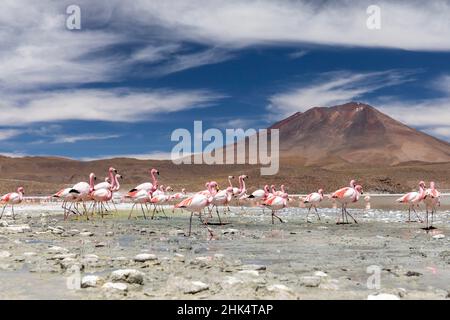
[79,231,94,237]
[0,250,11,258]
[81,275,101,288]
[102,282,128,291]
[300,276,321,287]
[5,224,31,233]
[0,221,8,227]
[23,252,37,257]
[47,246,69,254]
[110,269,144,284]
[267,284,292,292]
[314,271,328,277]
[432,234,445,239]
[214,253,225,260]
[237,270,259,277]
[368,293,400,300]
[51,253,77,260]
[184,281,209,294]
[134,253,157,262]
[221,276,244,287]
[173,253,185,262]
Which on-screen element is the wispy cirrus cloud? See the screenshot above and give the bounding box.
[51,133,121,144]
[0,88,223,126]
[268,70,417,116]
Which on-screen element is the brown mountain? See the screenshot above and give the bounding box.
[1,101,450,195]
[272,102,450,167]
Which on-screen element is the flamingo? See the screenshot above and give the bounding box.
[175,183,215,238]
[210,186,234,224]
[262,188,287,224]
[227,175,240,197]
[171,188,187,213]
[127,189,151,220]
[0,187,25,220]
[71,173,96,219]
[303,188,324,222]
[52,187,80,220]
[247,185,269,204]
[150,186,173,219]
[235,175,248,206]
[94,167,118,191]
[127,168,159,194]
[396,181,426,222]
[91,173,117,218]
[331,181,363,224]
[423,181,441,230]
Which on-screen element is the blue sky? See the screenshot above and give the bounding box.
[1,0,450,159]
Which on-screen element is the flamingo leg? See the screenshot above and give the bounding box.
[306,205,311,222]
[140,204,147,220]
[314,206,321,220]
[188,212,193,236]
[345,207,358,224]
[11,205,15,220]
[412,206,423,223]
[271,210,274,224]
[128,204,135,220]
[0,204,7,220]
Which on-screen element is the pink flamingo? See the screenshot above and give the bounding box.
[0,187,25,220]
[52,187,80,220]
[150,186,173,219]
[91,173,117,218]
[227,176,240,197]
[423,181,441,230]
[331,181,363,224]
[303,188,324,222]
[171,188,187,213]
[396,181,426,222]
[127,168,159,195]
[235,175,248,205]
[210,186,234,224]
[175,183,215,238]
[262,187,287,224]
[94,167,118,191]
[71,173,96,219]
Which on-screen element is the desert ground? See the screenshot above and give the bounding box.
[0,196,448,300]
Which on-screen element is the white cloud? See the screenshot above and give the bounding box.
[288,50,308,59]
[80,151,187,161]
[51,133,121,144]
[128,0,450,51]
[268,70,415,116]
[0,129,21,141]
[0,88,222,125]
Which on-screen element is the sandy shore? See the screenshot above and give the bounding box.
[0,201,448,300]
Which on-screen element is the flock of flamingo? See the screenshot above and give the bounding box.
[0,167,443,237]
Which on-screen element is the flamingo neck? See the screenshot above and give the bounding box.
[89,175,95,192]
[228,177,233,188]
[113,175,120,191]
[241,178,246,192]
[271,186,276,194]
[151,170,157,186]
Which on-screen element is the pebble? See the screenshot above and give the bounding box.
[173,253,185,262]
[80,231,94,237]
[47,246,69,254]
[0,221,8,227]
[299,276,321,287]
[102,282,128,291]
[81,275,101,288]
[110,269,144,285]
[23,252,37,257]
[367,293,400,300]
[5,224,31,233]
[184,281,209,294]
[134,253,157,262]
[237,270,259,277]
[223,228,239,235]
[95,242,106,248]
[105,231,114,237]
[0,251,11,258]
[51,253,77,260]
[432,234,445,239]
[241,264,266,271]
[314,271,328,277]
